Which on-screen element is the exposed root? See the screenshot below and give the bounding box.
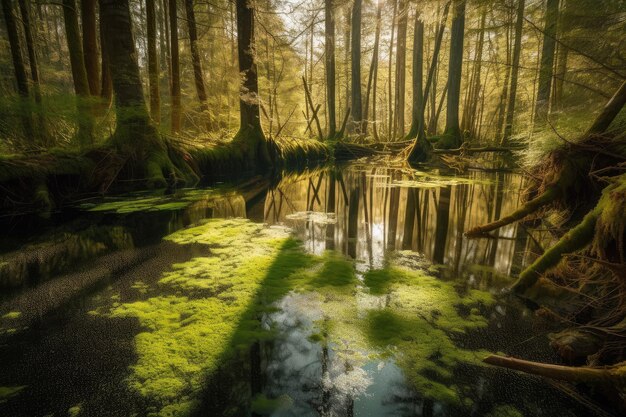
[466,185,560,238]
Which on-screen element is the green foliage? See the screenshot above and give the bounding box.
[0,386,26,404]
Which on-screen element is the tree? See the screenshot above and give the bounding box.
[100,0,186,187]
[184,0,211,130]
[503,0,526,143]
[394,0,408,138]
[534,0,559,125]
[62,0,94,145]
[363,0,382,138]
[17,0,41,103]
[2,0,33,141]
[81,0,100,96]
[169,0,181,133]
[99,0,112,103]
[147,0,160,123]
[325,0,337,139]
[234,0,273,167]
[439,0,466,149]
[407,9,424,139]
[350,0,362,133]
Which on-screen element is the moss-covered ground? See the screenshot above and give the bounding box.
[86,218,496,416]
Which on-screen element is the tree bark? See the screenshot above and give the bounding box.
[99,0,112,103]
[169,0,181,133]
[62,0,94,146]
[325,0,337,139]
[534,0,559,125]
[440,0,466,149]
[394,0,408,138]
[234,0,272,167]
[184,0,211,130]
[350,0,363,133]
[147,0,161,123]
[17,0,41,103]
[81,0,100,96]
[503,0,525,143]
[363,1,382,137]
[407,10,424,139]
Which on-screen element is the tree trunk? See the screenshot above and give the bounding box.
[363,1,382,137]
[394,0,408,138]
[184,0,211,130]
[534,0,559,126]
[503,0,525,143]
[2,0,33,142]
[62,0,94,146]
[325,0,337,139]
[99,0,112,103]
[234,0,272,167]
[100,0,185,188]
[81,0,100,96]
[461,10,485,139]
[350,0,363,133]
[169,0,181,133]
[17,0,41,103]
[146,0,161,123]
[440,0,466,149]
[407,10,424,139]
[387,0,397,140]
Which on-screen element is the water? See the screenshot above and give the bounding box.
[0,163,606,417]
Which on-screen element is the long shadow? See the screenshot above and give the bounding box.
[192,238,318,416]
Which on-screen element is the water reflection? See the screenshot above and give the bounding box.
[265,165,529,279]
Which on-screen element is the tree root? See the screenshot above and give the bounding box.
[484,354,626,387]
[465,185,560,238]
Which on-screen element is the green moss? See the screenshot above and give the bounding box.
[67,404,82,417]
[361,255,495,404]
[80,189,215,214]
[1,311,21,319]
[0,386,26,403]
[486,404,525,417]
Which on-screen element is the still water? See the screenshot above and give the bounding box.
[0,163,604,417]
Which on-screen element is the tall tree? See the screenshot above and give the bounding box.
[394,0,408,138]
[81,0,100,96]
[99,0,112,103]
[407,9,424,139]
[169,0,181,133]
[363,0,382,137]
[534,0,559,125]
[62,0,94,145]
[234,0,272,167]
[17,0,41,103]
[2,0,33,141]
[325,0,337,139]
[440,0,466,149]
[503,0,526,142]
[146,0,160,123]
[100,0,184,188]
[350,0,362,133]
[184,0,211,130]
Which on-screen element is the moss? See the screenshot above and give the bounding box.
[486,404,525,417]
[1,311,21,319]
[80,189,215,214]
[0,386,26,404]
[361,256,495,404]
[67,404,82,417]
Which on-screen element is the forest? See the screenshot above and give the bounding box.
[0,0,625,416]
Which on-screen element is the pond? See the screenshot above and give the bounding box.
[0,162,601,417]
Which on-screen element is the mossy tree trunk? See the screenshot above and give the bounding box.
[394,0,408,138]
[99,0,113,104]
[100,0,188,188]
[439,0,466,149]
[234,0,273,168]
[407,10,424,140]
